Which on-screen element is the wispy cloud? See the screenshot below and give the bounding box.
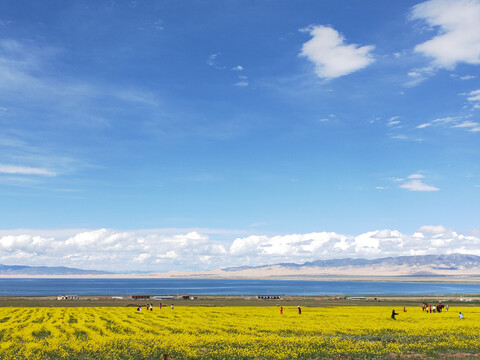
[387,116,401,127]
[404,66,435,86]
[299,25,375,80]
[234,81,248,87]
[0,164,55,176]
[399,173,439,192]
[408,173,425,179]
[452,121,480,130]
[386,174,439,192]
[416,115,479,133]
[466,89,480,110]
[451,74,476,81]
[207,53,226,69]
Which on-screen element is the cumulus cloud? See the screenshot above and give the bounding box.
[1,227,480,271]
[0,229,228,272]
[411,0,480,69]
[229,228,480,265]
[300,25,375,79]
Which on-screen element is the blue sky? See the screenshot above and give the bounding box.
[0,0,479,271]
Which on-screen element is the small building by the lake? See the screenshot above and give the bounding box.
[57,295,79,300]
[257,295,282,300]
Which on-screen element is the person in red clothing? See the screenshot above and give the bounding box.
[297,306,301,314]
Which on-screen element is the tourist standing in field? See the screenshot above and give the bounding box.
[159,303,162,310]
[297,306,301,314]
[171,304,174,311]
[459,312,464,319]
[280,307,283,315]
[391,310,399,320]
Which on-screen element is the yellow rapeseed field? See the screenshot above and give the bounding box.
[0,305,478,359]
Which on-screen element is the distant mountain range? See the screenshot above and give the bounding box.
[215,253,480,278]
[0,264,110,276]
[225,253,480,272]
[2,253,480,278]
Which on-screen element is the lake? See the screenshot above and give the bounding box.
[0,278,480,296]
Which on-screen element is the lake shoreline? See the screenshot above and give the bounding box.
[1,274,480,283]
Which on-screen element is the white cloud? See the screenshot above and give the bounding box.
[452,121,480,129]
[391,174,439,192]
[417,123,431,129]
[411,0,480,69]
[417,225,447,234]
[299,25,375,79]
[0,229,229,272]
[0,164,55,176]
[387,116,401,127]
[404,66,435,86]
[466,89,480,102]
[228,228,480,264]
[1,227,480,271]
[234,81,248,87]
[400,179,439,192]
[232,65,243,71]
[416,115,480,133]
[207,53,220,66]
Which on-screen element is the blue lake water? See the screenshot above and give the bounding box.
[0,278,480,296]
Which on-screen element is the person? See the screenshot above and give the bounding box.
[297,306,301,315]
[280,307,283,315]
[403,307,407,312]
[391,309,399,320]
[137,306,142,311]
[171,304,174,311]
[150,303,153,311]
[446,304,449,312]
[459,312,464,319]
[159,303,162,310]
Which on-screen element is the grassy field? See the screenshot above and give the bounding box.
[0,301,479,359]
[0,294,479,308]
